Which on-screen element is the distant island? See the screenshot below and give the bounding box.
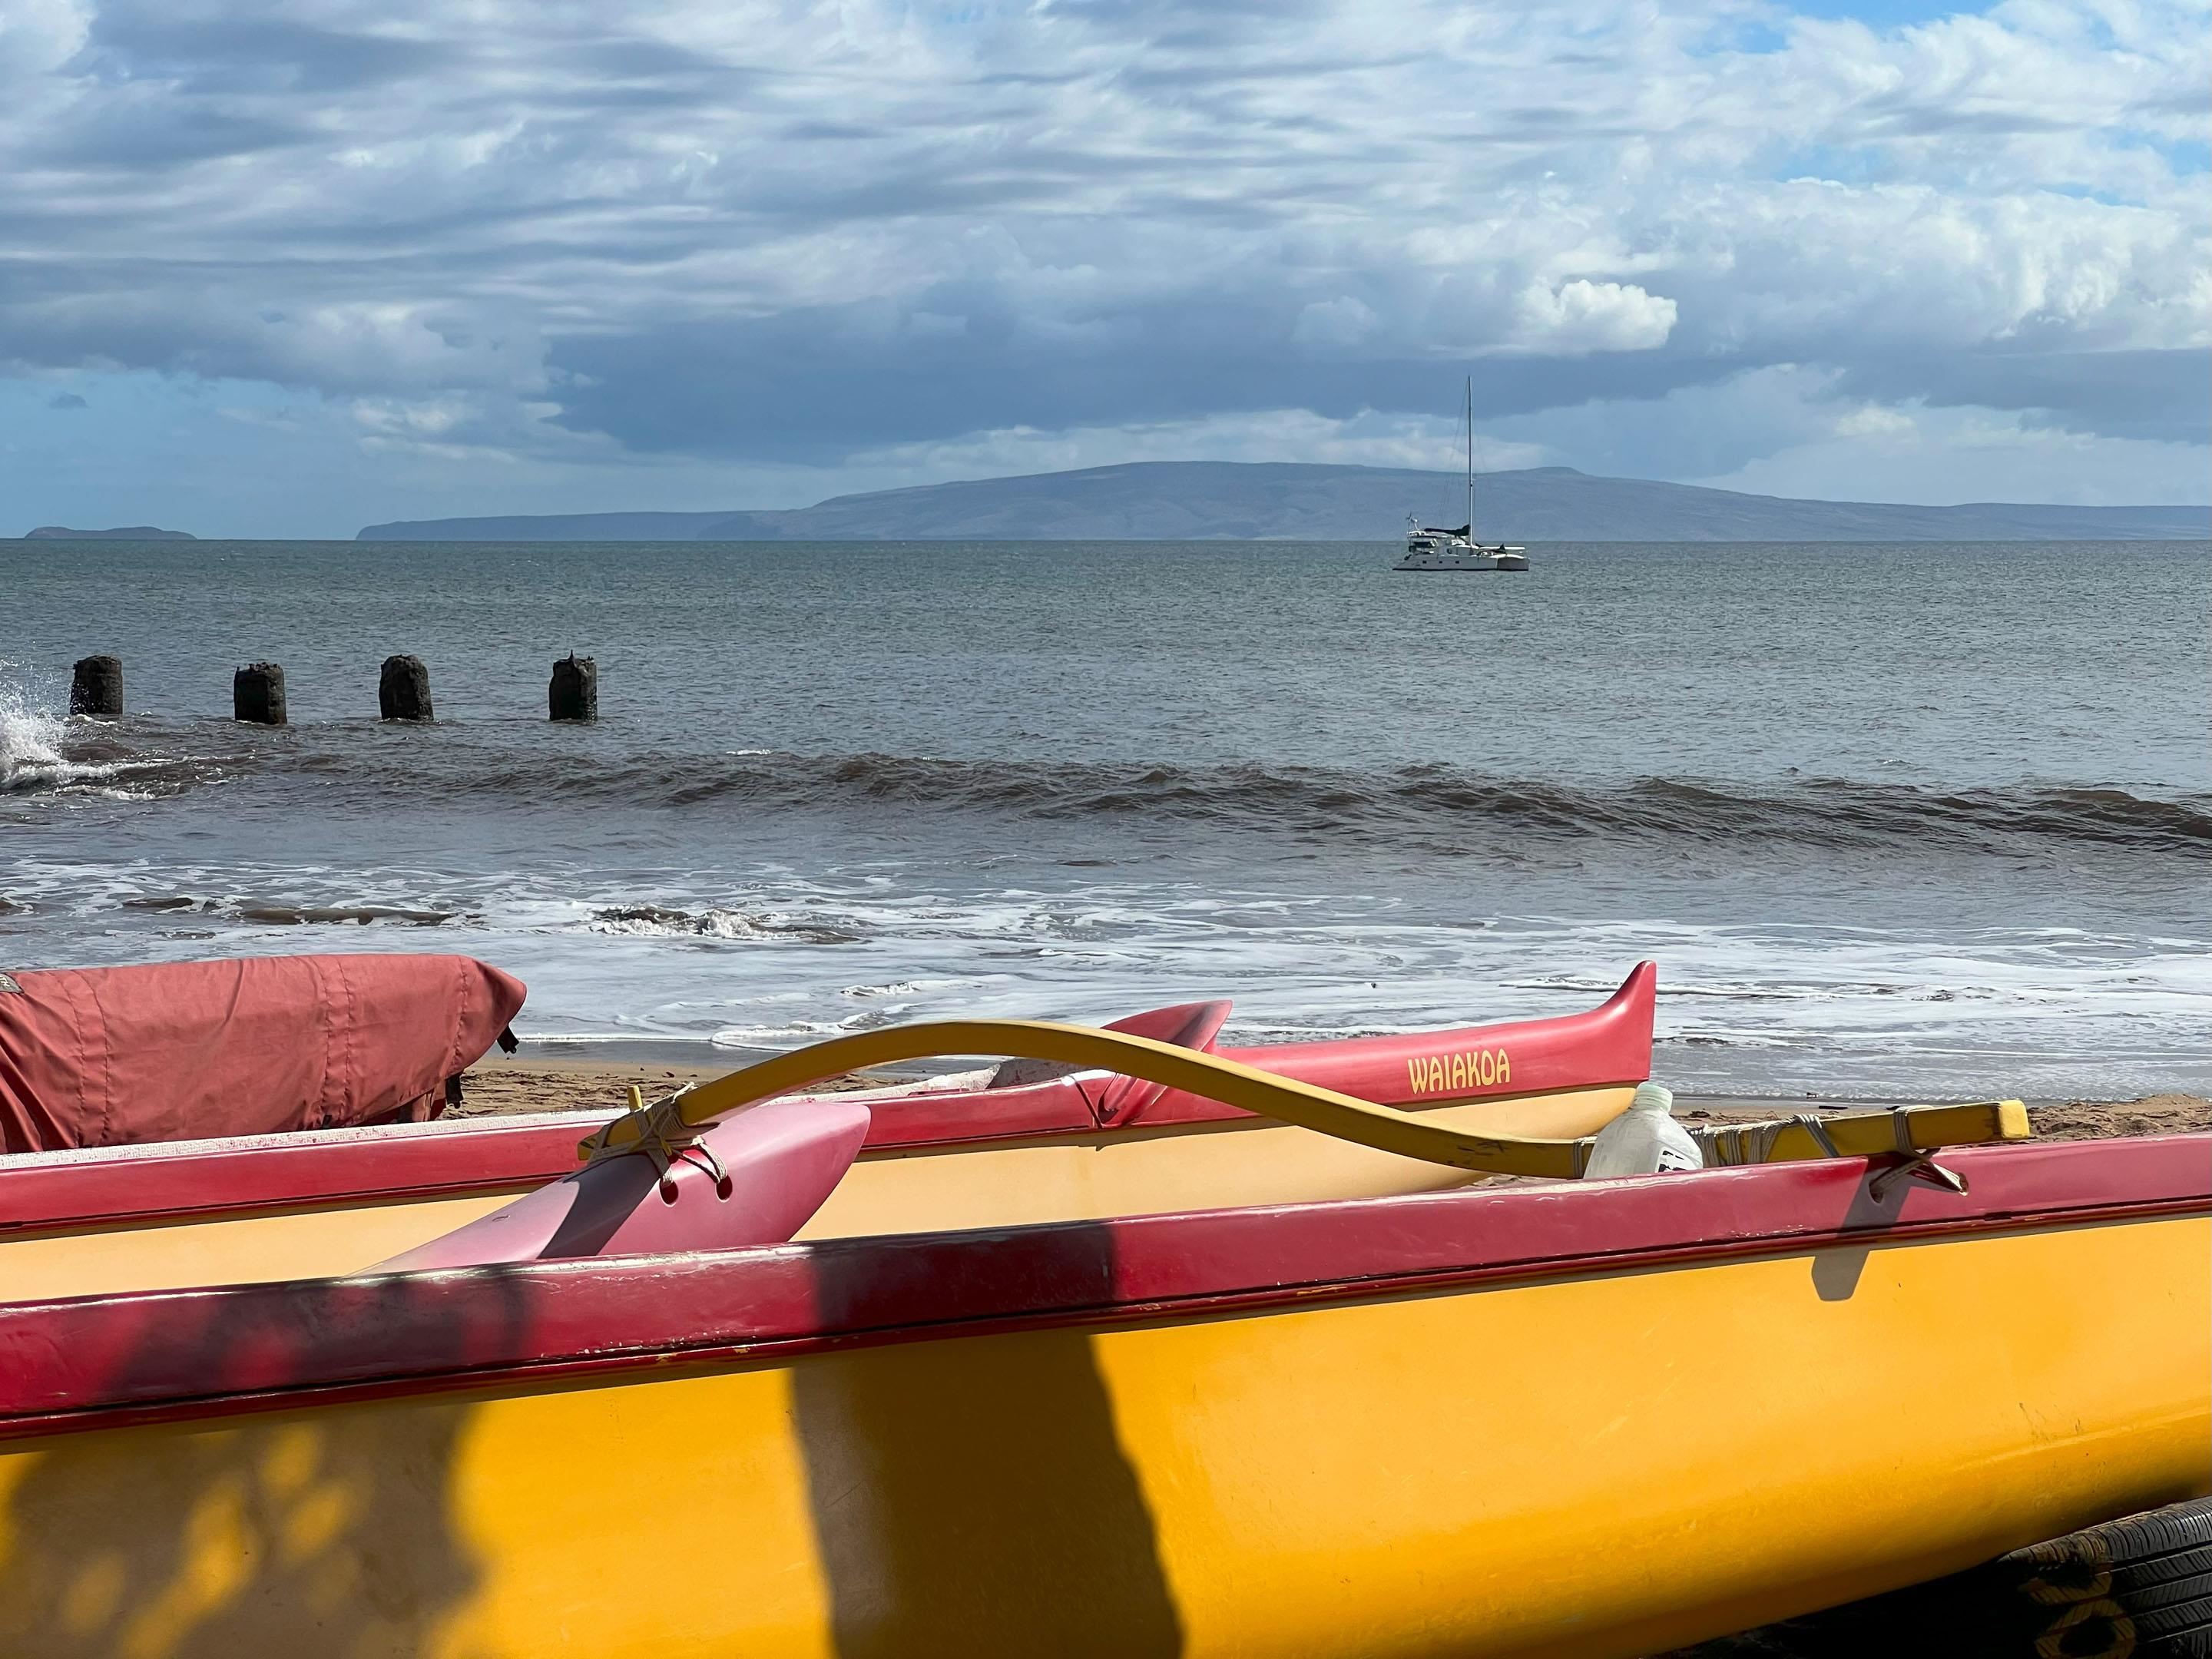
[24,525,197,541]
[357,462,2210,543]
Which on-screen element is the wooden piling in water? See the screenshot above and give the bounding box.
[69,656,123,717]
[379,655,434,721]
[548,654,597,722]
[233,662,287,725]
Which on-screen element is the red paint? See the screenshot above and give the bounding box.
[0,1134,2198,1438]
[369,1098,872,1271]
[1189,959,1652,1125]
[0,1114,575,1237]
[1091,999,1233,1123]
[0,966,1656,1239]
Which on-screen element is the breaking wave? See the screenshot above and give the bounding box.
[3,687,2204,861]
[0,684,240,802]
[226,902,462,926]
[586,904,862,943]
[0,694,112,796]
[443,751,2211,858]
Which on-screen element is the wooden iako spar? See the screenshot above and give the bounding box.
[584,1015,2032,1179]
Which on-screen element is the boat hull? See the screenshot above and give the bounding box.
[0,969,1656,1298]
[1394,543,1527,572]
[2,1137,2202,1658]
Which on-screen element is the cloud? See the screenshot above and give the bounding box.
[0,0,2204,523]
[46,390,87,408]
[1833,403,1914,439]
[1699,401,2212,505]
[1508,280,1677,354]
[1833,346,2210,443]
[1291,296,1378,350]
[847,406,1552,482]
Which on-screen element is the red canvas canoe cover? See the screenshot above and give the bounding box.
[0,955,525,1154]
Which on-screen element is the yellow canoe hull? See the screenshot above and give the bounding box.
[1,1147,2203,1657]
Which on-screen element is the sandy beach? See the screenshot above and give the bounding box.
[453,1055,2210,1141]
[450,1053,905,1118]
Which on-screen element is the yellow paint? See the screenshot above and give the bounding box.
[1408,1046,1512,1096]
[0,1191,523,1303]
[438,1368,839,1658]
[3,1088,1632,1302]
[0,1214,2202,1659]
[798,1085,1631,1240]
[117,1469,254,1659]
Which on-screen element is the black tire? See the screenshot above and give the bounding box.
[2134,1590,2212,1641]
[2073,1505,2212,1562]
[1659,1498,2212,1658]
[2123,1543,2212,1595]
[2132,1571,2212,1613]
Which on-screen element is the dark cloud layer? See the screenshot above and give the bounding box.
[552,305,1753,462]
[1834,349,2210,445]
[76,15,447,94]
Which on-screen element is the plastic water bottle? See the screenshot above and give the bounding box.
[1583,1081,1704,1177]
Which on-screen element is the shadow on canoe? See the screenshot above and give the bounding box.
[0,1273,529,1659]
[794,1218,1185,1659]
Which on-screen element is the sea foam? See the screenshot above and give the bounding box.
[0,683,101,794]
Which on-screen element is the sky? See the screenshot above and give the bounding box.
[1,0,2206,538]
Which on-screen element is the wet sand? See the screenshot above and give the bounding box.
[1681,1091,2210,1141]
[451,1054,914,1118]
[454,1056,2210,1139]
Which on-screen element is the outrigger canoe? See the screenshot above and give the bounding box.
[0,1013,2203,1659]
[0,964,1656,1297]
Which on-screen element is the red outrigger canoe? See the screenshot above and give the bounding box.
[0,961,1655,1296]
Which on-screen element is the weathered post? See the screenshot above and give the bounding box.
[233,662,287,725]
[548,654,597,722]
[69,655,123,717]
[379,654,434,721]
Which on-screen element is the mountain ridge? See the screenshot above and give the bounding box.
[356,461,2210,542]
[23,525,197,540]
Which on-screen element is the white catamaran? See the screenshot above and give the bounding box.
[1396,378,1528,571]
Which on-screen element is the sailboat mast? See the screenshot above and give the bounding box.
[1465,375,1475,543]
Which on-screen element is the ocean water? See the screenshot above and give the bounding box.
[2,537,2207,1101]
